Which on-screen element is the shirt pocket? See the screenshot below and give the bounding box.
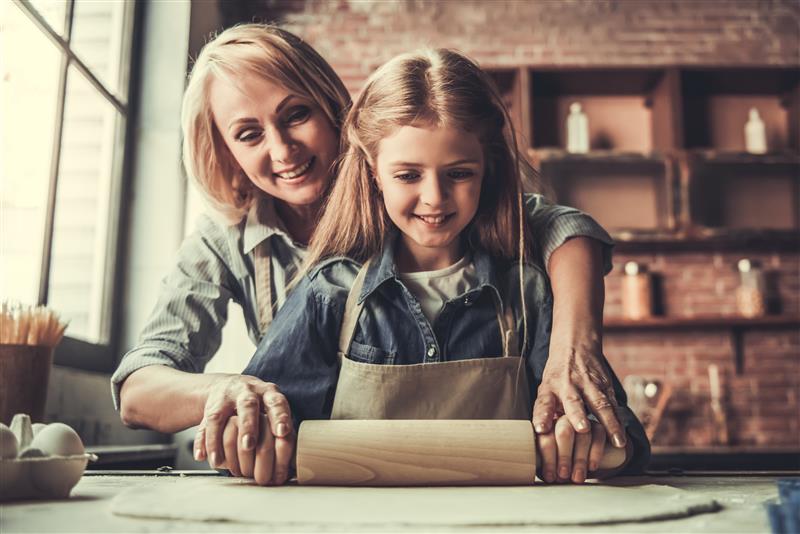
[347,340,396,365]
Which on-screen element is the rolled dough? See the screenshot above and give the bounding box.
[110,478,720,526]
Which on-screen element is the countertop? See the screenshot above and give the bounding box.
[0,472,790,533]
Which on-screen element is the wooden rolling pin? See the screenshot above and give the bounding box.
[296,420,627,486]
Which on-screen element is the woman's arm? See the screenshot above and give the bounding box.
[534,237,626,448]
[525,195,625,445]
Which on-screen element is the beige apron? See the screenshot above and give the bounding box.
[331,260,532,420]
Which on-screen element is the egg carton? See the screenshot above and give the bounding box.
[0,414,97,501]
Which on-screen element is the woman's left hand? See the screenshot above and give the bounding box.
[536,414,607,484]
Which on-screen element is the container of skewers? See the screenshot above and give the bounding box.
[0,301,68,425]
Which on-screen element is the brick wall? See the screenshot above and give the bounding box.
[605,252,800,447]
[234,0,800,448]
[242,0,800,93]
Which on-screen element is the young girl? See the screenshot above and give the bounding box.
[239,48,649,484]
[113,23,626,486]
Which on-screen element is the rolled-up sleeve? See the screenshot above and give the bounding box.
[110,216,239,410]
[525,194,615,275]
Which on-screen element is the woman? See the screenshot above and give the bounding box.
[112,24,627,480]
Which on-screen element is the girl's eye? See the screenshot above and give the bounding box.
[285,106,311,125]
[448,169,474,180]
[393,172,420,182]
[236,129,262,143]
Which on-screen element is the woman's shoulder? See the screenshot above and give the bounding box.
[496,257,553,307]
[302,256,362,297]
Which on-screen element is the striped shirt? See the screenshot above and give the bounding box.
[110,194,613,409]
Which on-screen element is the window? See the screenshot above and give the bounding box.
[1,0,136,346]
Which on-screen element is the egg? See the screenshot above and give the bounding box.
[0,423,18,459]
[29,423,84,457]
[31,423,47,436]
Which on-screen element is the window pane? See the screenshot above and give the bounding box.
[27,0,68,38]
[71,0,130,98]
[0,3,62,305]
[48,66,121,343]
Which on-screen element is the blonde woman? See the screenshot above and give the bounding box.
[112,24,627,484]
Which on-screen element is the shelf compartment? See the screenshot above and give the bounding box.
[681,68,800,151]
[680,151,800,231]
[529,68,681,152]
[531,149,676,233]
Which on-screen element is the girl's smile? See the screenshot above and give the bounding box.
[375,125,484,272]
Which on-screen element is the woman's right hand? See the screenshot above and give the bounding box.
[193,376,294,479]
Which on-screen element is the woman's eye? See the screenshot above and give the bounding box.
[236,129,262,142]
[285,106,311,125]
[394,172,420,182]
[448,169,474,180]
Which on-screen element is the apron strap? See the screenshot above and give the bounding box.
[254,239,273,335]
[493,292,518,358]
[338,259,372,354]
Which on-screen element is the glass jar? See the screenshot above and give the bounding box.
[622,261,653,320]
[736,259,766,318]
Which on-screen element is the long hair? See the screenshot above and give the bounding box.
[305,48,536,269]
[181,24,351,222]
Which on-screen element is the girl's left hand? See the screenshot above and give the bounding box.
[536,414,607,484]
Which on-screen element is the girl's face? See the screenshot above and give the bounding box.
[375,125,484,272]
[209,75,339,210]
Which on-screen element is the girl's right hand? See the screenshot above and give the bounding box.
[193,377,294,480]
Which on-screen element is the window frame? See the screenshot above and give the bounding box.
[13,0,143,372]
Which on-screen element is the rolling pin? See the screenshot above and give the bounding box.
[296,419,627,486]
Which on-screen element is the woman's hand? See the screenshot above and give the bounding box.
[193,376,294,475]
[213,413,296,485]
[536,414,607,484]
[532,341,627,450]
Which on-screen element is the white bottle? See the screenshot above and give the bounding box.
[744,108,767,154]
[566,102,589,153]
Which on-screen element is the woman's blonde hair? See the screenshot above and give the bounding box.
[181,24,351,222]
[305,48,535,269]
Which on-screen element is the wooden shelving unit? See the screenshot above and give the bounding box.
[486,65,800,241]
[604,314,800,330]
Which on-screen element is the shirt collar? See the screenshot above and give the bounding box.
[243,196,295,254]
[358,229,502,303]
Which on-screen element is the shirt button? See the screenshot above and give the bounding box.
[426,345,437,357]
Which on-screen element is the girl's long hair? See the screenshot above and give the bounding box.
[305,48,536,268]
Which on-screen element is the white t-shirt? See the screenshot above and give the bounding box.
[398,256,480,325]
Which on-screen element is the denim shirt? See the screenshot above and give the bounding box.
[243,232,651,473]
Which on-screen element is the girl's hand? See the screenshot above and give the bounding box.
[536,414,607,484]
[213,413,296,485]
[193,376,294,476]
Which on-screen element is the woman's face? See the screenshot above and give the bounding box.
[209,75,339,209]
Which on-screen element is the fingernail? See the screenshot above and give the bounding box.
[574,469,585,482]
[613,433,626,448]
[534,424,545,433]
[576,419,588,431]
[277,422,288,437]
[559,466,569,479]
[209,452,218,468]
[589,461,598,472]
[242,434,254,450]
[194,448,202,461]
[545,470,555,482]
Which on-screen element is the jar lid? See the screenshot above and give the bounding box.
[624,261,643,275]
